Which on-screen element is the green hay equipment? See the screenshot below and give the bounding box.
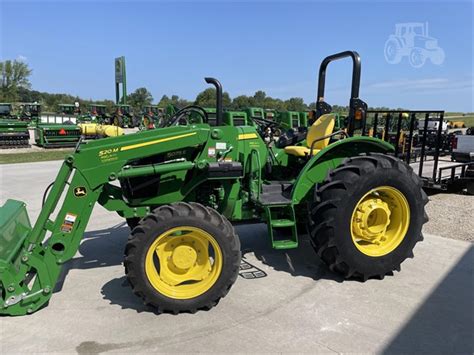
[0,51,428,316]
[0,103,30,148]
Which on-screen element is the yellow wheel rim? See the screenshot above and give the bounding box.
[350,186,410,257]
[145,226,223,299]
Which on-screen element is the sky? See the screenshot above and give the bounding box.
[1,0,473,111]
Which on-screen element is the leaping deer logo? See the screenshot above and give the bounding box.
[74,187,87,197]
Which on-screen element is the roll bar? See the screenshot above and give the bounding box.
[317,50,361,101]
[316,50,367,136]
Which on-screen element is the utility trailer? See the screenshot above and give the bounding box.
[363,111,473,194]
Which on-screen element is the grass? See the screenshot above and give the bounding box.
[0,149,73,164]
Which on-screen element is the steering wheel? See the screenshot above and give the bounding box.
[251,116,284,134]
[161,105,209,127]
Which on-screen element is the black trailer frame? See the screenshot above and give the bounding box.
[360,110,473,192]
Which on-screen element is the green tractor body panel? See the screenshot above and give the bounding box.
[290,136,395,204]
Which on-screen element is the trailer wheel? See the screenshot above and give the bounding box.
[310,153,428,281]
[124,202,241,314]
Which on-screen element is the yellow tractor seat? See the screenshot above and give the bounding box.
[284,113,336,157]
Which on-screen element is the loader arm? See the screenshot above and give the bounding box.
[0,126,209,315]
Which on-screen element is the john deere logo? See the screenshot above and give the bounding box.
[74,186,87,197]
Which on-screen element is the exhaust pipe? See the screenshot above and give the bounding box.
[204,77,223,126]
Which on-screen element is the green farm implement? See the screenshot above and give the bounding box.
[0,103,30,148]
[0,51,428,316]
[34,124,81,148]
[34,105,82,148]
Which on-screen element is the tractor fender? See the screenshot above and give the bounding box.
[290,136,394,204]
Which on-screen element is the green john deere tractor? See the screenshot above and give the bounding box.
[78,104,110,124]
[17,103,42,126]
[141,105,163,130]
[0,51,428,316]
[110,104,138,128]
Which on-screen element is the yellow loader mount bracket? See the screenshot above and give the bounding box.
[0,51,429,316]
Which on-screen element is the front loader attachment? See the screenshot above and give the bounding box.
[0,158,97,315]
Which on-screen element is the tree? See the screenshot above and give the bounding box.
[284,97,307,111]
[194,88,231,108]
[158,94,192,109]
[252,90,266,107]
[0,60,33,102]
[127,87,153,111]
[232,95,252,109]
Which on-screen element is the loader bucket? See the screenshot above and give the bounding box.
[0,199,50,316]
[0,200,31,268]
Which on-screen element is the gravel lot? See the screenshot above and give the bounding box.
[424,192,473,242]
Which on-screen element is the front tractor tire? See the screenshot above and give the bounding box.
[124,202,241,314]
[310,153,428,281]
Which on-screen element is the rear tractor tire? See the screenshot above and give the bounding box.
[124,202,241,314]
[126,217,140,230]
[310,153,428,281]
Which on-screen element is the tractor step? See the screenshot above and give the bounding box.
[264,204,298,249]
[272,239,298,249]
[270,218,295,228]
[261,181,292,194]
[259,182,293,205]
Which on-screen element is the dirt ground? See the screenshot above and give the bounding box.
[424,192,473,242]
